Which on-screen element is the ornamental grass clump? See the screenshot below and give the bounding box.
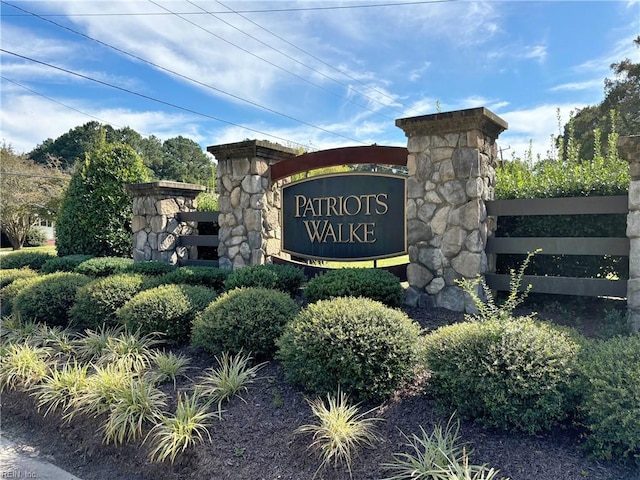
[381,415,466,480]
[102,377,167,445]
[150,350,192,388]
[31,360,90,418]
[277,296,422,402]
[73,325,124,363]
[97,330,162,372]
[0,343,51,392]
[296,389,382,479]
[192,287,300,360]
[146,391,219,464]
[195,351,265,408]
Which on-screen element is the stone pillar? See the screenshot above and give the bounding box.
[396,107,508,312]
[619,135,640,331]
[126,181,205,265]
[207,140,298,270]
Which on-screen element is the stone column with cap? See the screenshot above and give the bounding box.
[208,140,298,270]
[619,135,640,331]
[396,107,508,312]
[126,181,205,265]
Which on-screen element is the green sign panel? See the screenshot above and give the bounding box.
[282,173,406,261]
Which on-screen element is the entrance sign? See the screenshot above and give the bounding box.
[282,173,406,261]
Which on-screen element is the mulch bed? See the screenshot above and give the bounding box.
[1,305,638,480]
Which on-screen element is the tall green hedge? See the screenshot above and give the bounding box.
[55,136,148,257]
[495,156,629,279]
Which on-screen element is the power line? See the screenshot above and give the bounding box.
[1,1,458,16]
[214,0,423,116]
[147,0,394,120]
[3,1,375,144]
[0,49,366,147]
[1,76,123,128]
[187,0,411,116]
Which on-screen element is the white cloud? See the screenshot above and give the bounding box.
[549,80,604,92]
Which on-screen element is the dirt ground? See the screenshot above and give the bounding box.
[1,302,639,480]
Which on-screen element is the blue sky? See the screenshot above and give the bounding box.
[1,1,639,162]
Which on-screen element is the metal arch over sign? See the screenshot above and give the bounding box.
[282,173,407,261]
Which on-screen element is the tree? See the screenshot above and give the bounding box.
[0,143,69,249]
[158,136,215,187]
[55,133,149,257]
[561,36,639,160]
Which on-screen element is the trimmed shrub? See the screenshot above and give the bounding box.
[192,287,300,360]
[224,264,306,297]
[12,272,92,327]
[0,276,45,316]
[277,296,422,402]
[0,251,56,271]
[70,274,148,329]
[74,256,134,277]
[150,266,228,291]
[304,268,403,307]
[25,227,47,247]
[116,284,217,344]
[0,268,38,289]
[55,138,149,257]
[576,334,640,463]
[41,255,93,274]
[422,317,581,433]
[125,261,176,277]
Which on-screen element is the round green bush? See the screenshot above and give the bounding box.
[124,261,176,277]
[224,264,306,297]
[422,317,582,433]
[277,296,422,402]
[69,273,148,329]
[304,268,403,307]
[0,275,45,316]
[116,284,217,344]
[150,266,229,291]
[0,268,38,289]
[74,256,134,277]
[576,334,640,463]
[0,251,56,271]
[192,287,300,360]
[41,255,93,274]
[25,227,47,247]
[12,272,92,327]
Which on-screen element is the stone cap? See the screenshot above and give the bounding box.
[208,139,299,162]
[396,107,508,139]
[126,181,206,198]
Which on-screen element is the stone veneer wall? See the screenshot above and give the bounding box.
[207,140,298,270]
[620,135,640,331]
[126,181,205,265]
[396,108,508,312]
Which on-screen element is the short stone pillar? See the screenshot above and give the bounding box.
[619,135,640,331]
[207,140,298,270]
[126,181,205,265]
[396,107,508,312]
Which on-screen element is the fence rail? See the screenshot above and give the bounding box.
[485,195,628,298]
[176,211,219,268]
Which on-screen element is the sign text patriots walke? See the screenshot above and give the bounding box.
[282,173,406,261]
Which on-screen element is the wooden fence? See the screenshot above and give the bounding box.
[485,195,628,297]
[176,211,219,267]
